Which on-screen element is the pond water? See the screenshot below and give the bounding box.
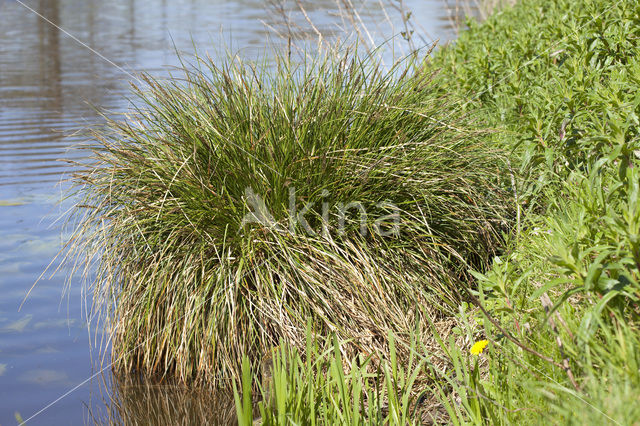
[0,0,475,423]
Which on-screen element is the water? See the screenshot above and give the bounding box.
[0,0,472,423]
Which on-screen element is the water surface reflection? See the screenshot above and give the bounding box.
[88,376,235,425]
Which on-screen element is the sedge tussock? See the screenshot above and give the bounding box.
[66,48,513,386]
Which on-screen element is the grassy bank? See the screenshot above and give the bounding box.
[427,0,640,423]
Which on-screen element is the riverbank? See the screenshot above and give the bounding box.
[70,0,640,423]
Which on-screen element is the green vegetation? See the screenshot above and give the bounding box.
[69,0,640,423]
[427,0,640,423]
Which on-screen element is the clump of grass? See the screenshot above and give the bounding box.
[67,47,512,386]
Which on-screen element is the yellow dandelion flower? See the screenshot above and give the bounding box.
[470,340,489,355]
